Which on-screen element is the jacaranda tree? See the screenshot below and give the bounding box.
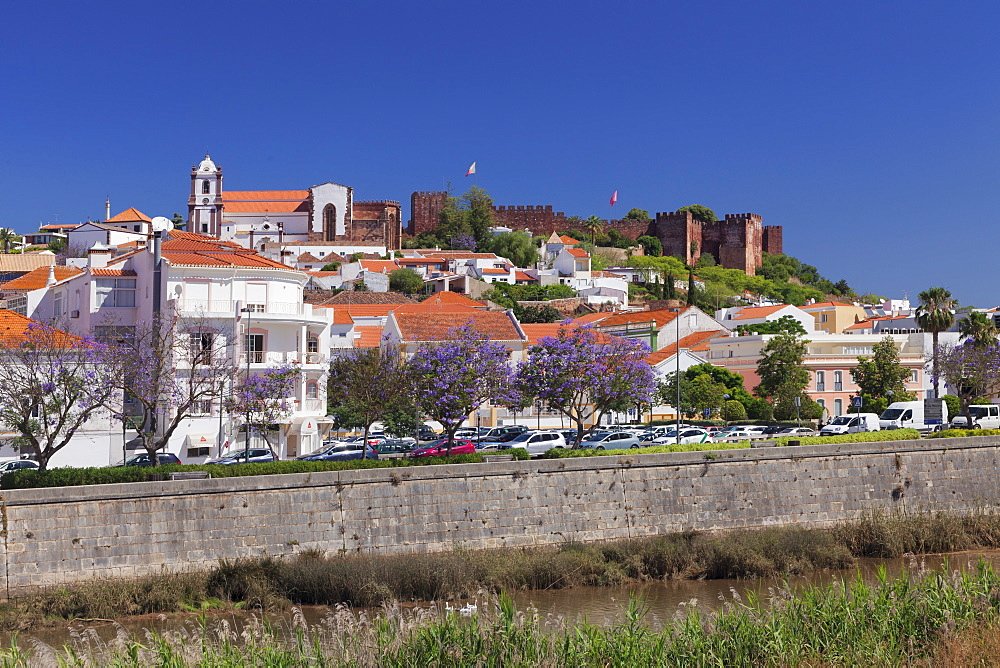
[225,364,300,456]
[516,324,657,447]
[0,320,121,470]
[933,341,1000,427]
[409,323,512,453]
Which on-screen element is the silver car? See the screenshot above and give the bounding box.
[580,431,641,450]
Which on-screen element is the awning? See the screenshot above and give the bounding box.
[185,433,218,447]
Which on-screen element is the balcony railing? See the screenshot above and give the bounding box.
[174,300,304,316]
[239,351,327,366]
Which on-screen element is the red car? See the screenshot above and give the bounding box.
[409,439,476,457]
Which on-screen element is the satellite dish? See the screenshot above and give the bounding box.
[150,216,173,232]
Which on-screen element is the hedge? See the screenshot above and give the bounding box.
[539,441,749,459]
[0,448,531,491]
[927,428,1000,439]
[771,429,922,447]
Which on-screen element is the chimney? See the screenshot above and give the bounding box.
[46,265,56,287]
[88,243,112,269]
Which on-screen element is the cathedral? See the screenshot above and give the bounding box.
[187,156,402,251]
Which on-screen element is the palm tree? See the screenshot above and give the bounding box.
[0,228,19,254]
[583,216,605,246]
[916,287,956,398]
[958,311,998,348]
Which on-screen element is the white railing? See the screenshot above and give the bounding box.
[175,300,304,316]
[302,399,324,411]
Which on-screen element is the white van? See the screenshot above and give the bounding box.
[879,400,948,433]
[950,404,1000,429]
[820,413,880,436]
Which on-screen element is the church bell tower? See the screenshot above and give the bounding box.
[188,155,224,237]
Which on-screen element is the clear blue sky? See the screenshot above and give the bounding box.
[2,1,997,305]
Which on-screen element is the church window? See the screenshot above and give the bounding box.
[323,204,337,242]
[202,181,211,194]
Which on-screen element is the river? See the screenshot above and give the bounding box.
[9,549,1000,650]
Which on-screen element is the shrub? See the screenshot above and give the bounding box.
[722,400,746,421]
[772,428,921,447]
[927,428,1000,439]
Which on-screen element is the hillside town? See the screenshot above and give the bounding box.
[0,156,988,469]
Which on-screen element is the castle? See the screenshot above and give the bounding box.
[409,191,782,275]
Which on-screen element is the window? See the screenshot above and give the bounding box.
[187,446,210,457]
[816,371,826,392]
[95,278,136,308]
[189,332,214,363]
[201,223,209,233]
[191,400,213,415]
[834,371,843,392]
[323,204,337,242]
[307,335,319,353]
[820,313,828,323]
[306,381,319,399]
[133,225,140,232]
[245,333,264,363]
[202,181,211,194]
[816,398,826,410]
[834,399,843,416]
[910,370,918,383]
[53,292,63,317]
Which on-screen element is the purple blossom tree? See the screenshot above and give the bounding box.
[0,321,122,470]
[103,313,238,466]
[933,342,1000,426]
[516,323,657,447]
[409,324,512,453]
[225,364,299,456]
[327,347,411,459]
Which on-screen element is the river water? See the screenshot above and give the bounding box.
[10,550,1000,650]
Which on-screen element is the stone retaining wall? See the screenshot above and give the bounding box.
[2,436,999,596]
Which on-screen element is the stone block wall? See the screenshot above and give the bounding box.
[2,436,998,596]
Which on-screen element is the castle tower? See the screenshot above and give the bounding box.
[187,155,224,236]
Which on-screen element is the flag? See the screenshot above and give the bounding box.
[466,162,476,177]
[609,190,618,206]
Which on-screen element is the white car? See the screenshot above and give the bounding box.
[500,431,567,457]
[655,428,711,445]
[713,430,754,441]
[777,427,815,436]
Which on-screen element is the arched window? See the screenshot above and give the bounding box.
[202,181,211,194]
[323,204,337,242]
[306,381,319,399]
[834,371,843,391]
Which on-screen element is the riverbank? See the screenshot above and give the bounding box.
[5,561,1000,665]
[3,511,1000,634]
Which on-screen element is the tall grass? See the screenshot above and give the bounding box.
[5,562,1000,665]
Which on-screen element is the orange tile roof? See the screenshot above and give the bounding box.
[162,232,247,253]
[572,312,613,324]
[559,235,582,245]
[423,291,484,307]
[481,268,509,274]
[0,254,55,273]
[306,271,338,277]
[105,207,152,223]
[223,190,310,201]
[358,260,400,273]
[224,201,309,213]
[331,310,354,325]
[38,224,79,231]
[0,266,84,292]
[646,330,725,366]
[163,251,293,269]
[398,257,445,264]
[320,303,480,318]
[0,309,80,345]
[844,315,910,330]
[566,248,590,258]
[514,271,536,281]
[599,306,689,329]
[297,253,321,263]
[91,269,137,276]
[353,325,384,348]
[521,322,618,346]
[394,311,522,343]
[730,304,790,320]
[800,301,855,309]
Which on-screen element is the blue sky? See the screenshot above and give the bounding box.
[2,1,997,305]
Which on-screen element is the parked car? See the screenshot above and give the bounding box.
[713,429,755,441]
[474,425,528,443]
[0,460,39,473]
[296,442,378,461]
[118,452,182,467]
[761,425,786,435]
[655,428,712,445]
[498,430,567,456]
[580,431,641,450]
[410,439,477,457]
[373,440,413,456]
[206,448,278,465]
[777,427,815,436]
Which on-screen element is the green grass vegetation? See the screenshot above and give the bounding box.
[772,428,922,446]
[928,428,1000,439]
[2,511,1000,636]
[0,449,531,490]
[4,562,1000,665]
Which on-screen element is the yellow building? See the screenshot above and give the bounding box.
[799,301,868,334]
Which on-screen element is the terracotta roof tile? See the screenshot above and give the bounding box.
[353,325,384,348]
[358,260,400,273]
[423,291,484,307]
[566,248,590,258]
[646,330,725,366]
[38,224,78,231]
[559,235,581,245]
[514,271,536,281]
[332,310,354,325]
[730,304,790,320]
[105,207,152,223]
[223,201,310,213]
[598,306,689,329]
[297,253,321,263]
[800,301,855,309]
[480,268,509,274]
[0,254,55,273]
[844,315,910,330]
[0,266,84,292]
[394,311,523,343]
[306,271,338,277]
[222,190,310,201]
[91,269,137,276]
[162,251,293,269]
[320,303,478,317]
[0,309,80,345]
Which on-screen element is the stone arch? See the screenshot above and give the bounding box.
[323,204,337,242]
[202,181,211,194]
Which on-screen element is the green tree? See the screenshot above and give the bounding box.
[695,252,716,268]
[47,237,66,253]
[583,216,605,246]
[722,399,746,421]
[514,304,561,324]
[483,231,539,267]
[658,372,695,418]
[171,213,186,230]
[915,288,954,400]
[664,272,676,300]
[389,268,424,295]
[0,228,21,253]
[686,270,696,305]
[852,336,913,402]
[959,311,998,348]
[688,373,727,418]
[636,235,662,257]
[736,315,808,336]
[463,185,494,244]
[677,204,718,223]
[623,207,650,220]
[320,262,340,271]
[754,331,810,420]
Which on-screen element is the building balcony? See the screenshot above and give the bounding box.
[239,351,328,367]
[172,299,329,325]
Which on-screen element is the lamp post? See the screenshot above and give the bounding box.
[675,306,681,447]
[722,394,731,424]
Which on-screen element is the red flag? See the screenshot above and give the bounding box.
[609,190,618,206]
[466,162,477,177]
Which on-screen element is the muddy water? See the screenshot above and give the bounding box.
[11,550,1000,649]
